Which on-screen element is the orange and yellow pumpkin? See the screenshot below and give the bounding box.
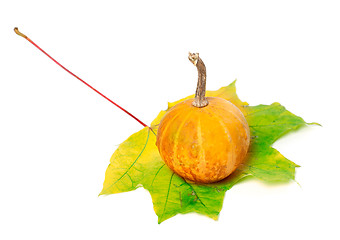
[156,53,250,183]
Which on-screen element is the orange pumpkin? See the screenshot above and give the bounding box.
[156,53,250,183]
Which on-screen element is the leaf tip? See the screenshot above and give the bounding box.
[308,122,322,127]
[98,191,104,197]
[157,216,166,224]
[229,79,237,87]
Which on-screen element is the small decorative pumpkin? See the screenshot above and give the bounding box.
[156,53,250,183]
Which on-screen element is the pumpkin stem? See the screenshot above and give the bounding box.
[188,52,208,108]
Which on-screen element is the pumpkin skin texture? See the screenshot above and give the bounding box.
[156,97,250,183]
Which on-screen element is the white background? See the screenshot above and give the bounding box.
[1,1,339,239]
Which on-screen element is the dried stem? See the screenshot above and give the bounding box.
[188,53,208,108]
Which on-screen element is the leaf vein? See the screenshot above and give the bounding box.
[245,104,283,116]
[160,172,175,221]
[103,129,150,193]
[249,122,304,128]
[183,179,207,208]
[151,164,166,187]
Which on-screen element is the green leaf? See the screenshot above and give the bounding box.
[244,103,307,148]
[100,81,310,223]
[244,147,299,182]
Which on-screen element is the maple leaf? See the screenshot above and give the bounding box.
[12,28,316,224]
[99,81,311,223]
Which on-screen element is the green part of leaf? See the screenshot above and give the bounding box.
[99,128,162,195]
[100,81,310,223]
[244,103,307,148]
[149,166,249,223]
[243,146,299,182]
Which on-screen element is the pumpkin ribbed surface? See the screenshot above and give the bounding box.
[156,97,250,183]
